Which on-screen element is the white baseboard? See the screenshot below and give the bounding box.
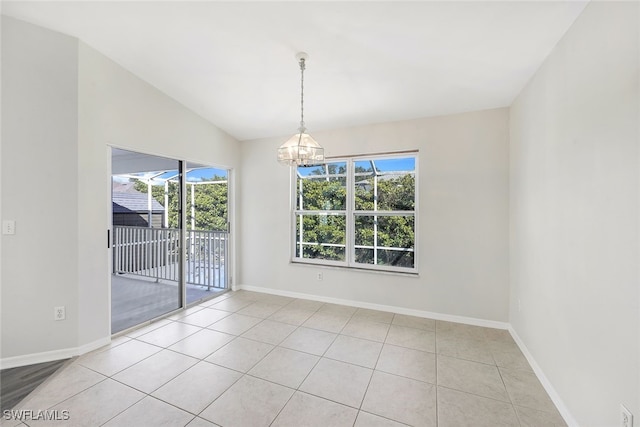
[0,337,111,370]
[0,347,78,370]
[508,327,578,427]
[76,336,112,355]
[237,284,509,330]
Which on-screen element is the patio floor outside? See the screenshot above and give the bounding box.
[111,274,226,333]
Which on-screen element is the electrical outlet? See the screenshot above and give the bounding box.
[317,272,323,281]
[54,306,66,321]
[621,404,633,427]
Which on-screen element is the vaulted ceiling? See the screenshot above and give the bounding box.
[2,1,588,141]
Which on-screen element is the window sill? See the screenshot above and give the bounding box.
[290,259,420,278]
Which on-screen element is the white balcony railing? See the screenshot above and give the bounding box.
[113,225,227,290]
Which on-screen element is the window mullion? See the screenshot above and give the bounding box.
[353,210,415,216]
[290,166,296,260]
[373,171,378,265]
[346,159,355,267]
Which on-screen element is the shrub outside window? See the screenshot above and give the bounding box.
[292,154,417,273]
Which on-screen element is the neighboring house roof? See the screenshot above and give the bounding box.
[355,172,412,188]
[113,192,165,213]
[112,181,141,194]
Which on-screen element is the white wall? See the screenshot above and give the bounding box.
[239,108,510,322]
[1,16,80,359]
[509,2,639,426]
[1,17,240,364]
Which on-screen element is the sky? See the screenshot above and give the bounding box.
[298,157,415,177]
[114,158,414,182]
[113,167,227,184]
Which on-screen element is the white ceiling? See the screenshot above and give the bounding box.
[3,1,588,141]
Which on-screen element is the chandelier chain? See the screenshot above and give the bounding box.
[299,58,306,132]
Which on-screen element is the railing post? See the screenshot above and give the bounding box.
[206,231,211,291]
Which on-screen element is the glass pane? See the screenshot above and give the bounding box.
[185,166,228,232]
[377,173,415,211]
[354,160,374,174]
[111,149,181,333]
[377,249,414,268]
[297,161,347,211]
[354,248,374,265]
[354,157,415,211]
[354,176,374,210]
[354,215,374,246]
[372,157,415,172]
[185,163,229,303]
[377,216,415,267]
[295,213,346,261]
[353,215,415,268]
[297,162,347,177]
[297,164,326,177]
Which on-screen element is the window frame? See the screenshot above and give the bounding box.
[290,152,418,274]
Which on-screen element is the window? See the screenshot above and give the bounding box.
[292,153,417,273]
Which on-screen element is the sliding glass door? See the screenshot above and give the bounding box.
[110,150,230,333]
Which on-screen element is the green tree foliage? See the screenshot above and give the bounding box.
[297,178,346,210]
[133,177,227,231]
[297,215,346,261]
[296,176,347,260]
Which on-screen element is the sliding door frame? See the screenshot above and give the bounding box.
[108,145,233,335]
[179,160,187,309]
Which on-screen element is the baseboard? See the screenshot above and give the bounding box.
[0,348,78,370]
[76,336,112,355]
[0,337,111,370]
[237,284,509,330]
[508,327,578,427]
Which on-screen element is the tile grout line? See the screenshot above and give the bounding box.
[21,291,553,426]
[101,296,259,424]
[14,293,262,426]
[96,320,233,422]
[95,388,148,427]
[216,298,341,425]
[289,302,356,391]
[202,296,310,426]
[145,310,250,422]
[355,311,395,419]
[265,302,361,424]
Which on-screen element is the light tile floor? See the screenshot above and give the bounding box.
[5,291,567,427]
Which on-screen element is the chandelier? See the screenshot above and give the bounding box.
[277,52,325,166]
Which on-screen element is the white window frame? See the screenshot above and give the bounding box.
[290,152,418,274]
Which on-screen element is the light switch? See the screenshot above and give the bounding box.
[2,220,16,235]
